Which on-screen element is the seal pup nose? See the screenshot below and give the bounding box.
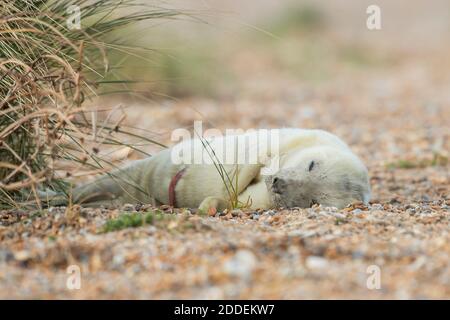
[272,177,285,194]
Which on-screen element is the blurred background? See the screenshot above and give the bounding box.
[83,0,449,203]
[105,0,450,98]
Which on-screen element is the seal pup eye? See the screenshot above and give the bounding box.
[308,161,315,172]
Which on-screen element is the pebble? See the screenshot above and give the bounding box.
[223,249,257,280]
[0,249,13,263]
[369,203,380,210]
[122,204,135,212]
[14,250,31,262]
[305,256,330,270]
[230,209,242,217]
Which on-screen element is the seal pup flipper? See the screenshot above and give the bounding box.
[38,157,159,207]
[198,196,228,214]
[71,158,158,205]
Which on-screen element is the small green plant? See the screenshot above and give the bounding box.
[101,210,166,233]
[386,153,448,169]
[268,4,325,35]
[430,152,449,166]
[387,159,418,169]
[335,217,349,225]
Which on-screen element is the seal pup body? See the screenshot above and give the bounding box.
[43,128,370,210]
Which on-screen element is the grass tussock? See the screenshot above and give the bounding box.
[0,0,179,208]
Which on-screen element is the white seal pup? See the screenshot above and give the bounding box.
[41,128,370,211]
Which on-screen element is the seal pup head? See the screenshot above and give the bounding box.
[264,146,370,209]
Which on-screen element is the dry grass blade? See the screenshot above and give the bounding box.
[0,0,179,208]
